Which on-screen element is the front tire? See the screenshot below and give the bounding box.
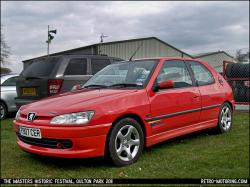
[107,118,144,166]
[216,103,233,133]
[0,102,8,120]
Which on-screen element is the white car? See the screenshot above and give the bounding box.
[0,74,19,120]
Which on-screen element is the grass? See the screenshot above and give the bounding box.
[1,112,249,180]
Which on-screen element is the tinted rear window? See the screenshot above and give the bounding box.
[21,57,59,77]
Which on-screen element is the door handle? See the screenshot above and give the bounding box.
[193,95,199,98]
[193,95,200,102]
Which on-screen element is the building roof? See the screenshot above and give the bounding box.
[23,37,193,62]
[152,37,193,58]
[23,44,97,63]
[193,50,235,59]
[92,36,192,58]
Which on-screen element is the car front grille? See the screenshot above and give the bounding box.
[17,133,72,149]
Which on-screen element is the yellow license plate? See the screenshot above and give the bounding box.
[22,88,36,96]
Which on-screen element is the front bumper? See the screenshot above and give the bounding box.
[13,120,112,158]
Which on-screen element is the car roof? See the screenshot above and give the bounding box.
[32,54,123,61]
[132,57,196,61]
[125,57,206,64]
[129,57,213,72]
[0,73,19,77]
[137,57,210,65]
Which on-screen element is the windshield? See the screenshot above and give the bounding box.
[84,60,158,88]
[21,57,60,77]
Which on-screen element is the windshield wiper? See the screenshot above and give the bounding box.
[84,84,108,88]
[109,83,142,88]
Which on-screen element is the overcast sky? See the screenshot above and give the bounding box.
[1,1,249,73]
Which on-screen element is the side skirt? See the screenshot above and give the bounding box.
[146,119,218,147]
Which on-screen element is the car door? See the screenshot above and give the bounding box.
[186,60,222,123]
[148,60,202,134]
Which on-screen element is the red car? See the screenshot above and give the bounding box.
[13,58,234,166]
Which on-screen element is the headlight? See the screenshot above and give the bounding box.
[15,108,21,120]
[50,111,94,125]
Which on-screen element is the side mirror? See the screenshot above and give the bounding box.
[153,80,174,92]
[71,84,82,91]
[158,80,174,89]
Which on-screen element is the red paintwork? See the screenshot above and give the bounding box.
[158,80,174,89]
[13,58,234,158]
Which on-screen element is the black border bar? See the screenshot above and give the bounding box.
[1,178,249,185]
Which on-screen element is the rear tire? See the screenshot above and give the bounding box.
[215,103,233,133]
[244,64,249,78]
[107,118,144,166]
[225,63,233,78]
[0,102,8,120]
[226,63,249,78]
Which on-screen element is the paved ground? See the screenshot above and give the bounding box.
[235,104,249,111]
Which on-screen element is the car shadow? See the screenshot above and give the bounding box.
[27,128,217,168]
[5,112,16,119]
[29,154,112,168]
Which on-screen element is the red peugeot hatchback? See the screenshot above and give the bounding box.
[13,58,234,166]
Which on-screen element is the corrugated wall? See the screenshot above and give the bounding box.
[97,38,186,60]
[196,53,237,73]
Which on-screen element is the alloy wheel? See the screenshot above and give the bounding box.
[0,103,7,119]
[115,125,140,162]
[220,106,232,131]
[0,104,5,119]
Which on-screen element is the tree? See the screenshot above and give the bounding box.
[235,49,249,63]
[1,25,11,65]
[1,67,11,74]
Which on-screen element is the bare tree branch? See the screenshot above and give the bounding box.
[0,67,11,74]
[1,25,11,65]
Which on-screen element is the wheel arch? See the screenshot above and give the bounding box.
[0,99,8,112]
[224,100,233,111]
[104,113,147,155]
[113,113,146,133]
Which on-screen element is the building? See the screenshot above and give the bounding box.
[193,51,237,73]
[22,37,192,69]
[97,37,192,59]
[22,37,238,73]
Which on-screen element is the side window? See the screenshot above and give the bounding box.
[1,76,18,86]
[91,59,111,75]
[157,60,193,88]
[188,61,214,86]
[64,58,87,75]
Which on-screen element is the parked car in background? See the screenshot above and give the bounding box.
[15,55,123,108]
[1,74,19,120]
[14,58,234,166]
